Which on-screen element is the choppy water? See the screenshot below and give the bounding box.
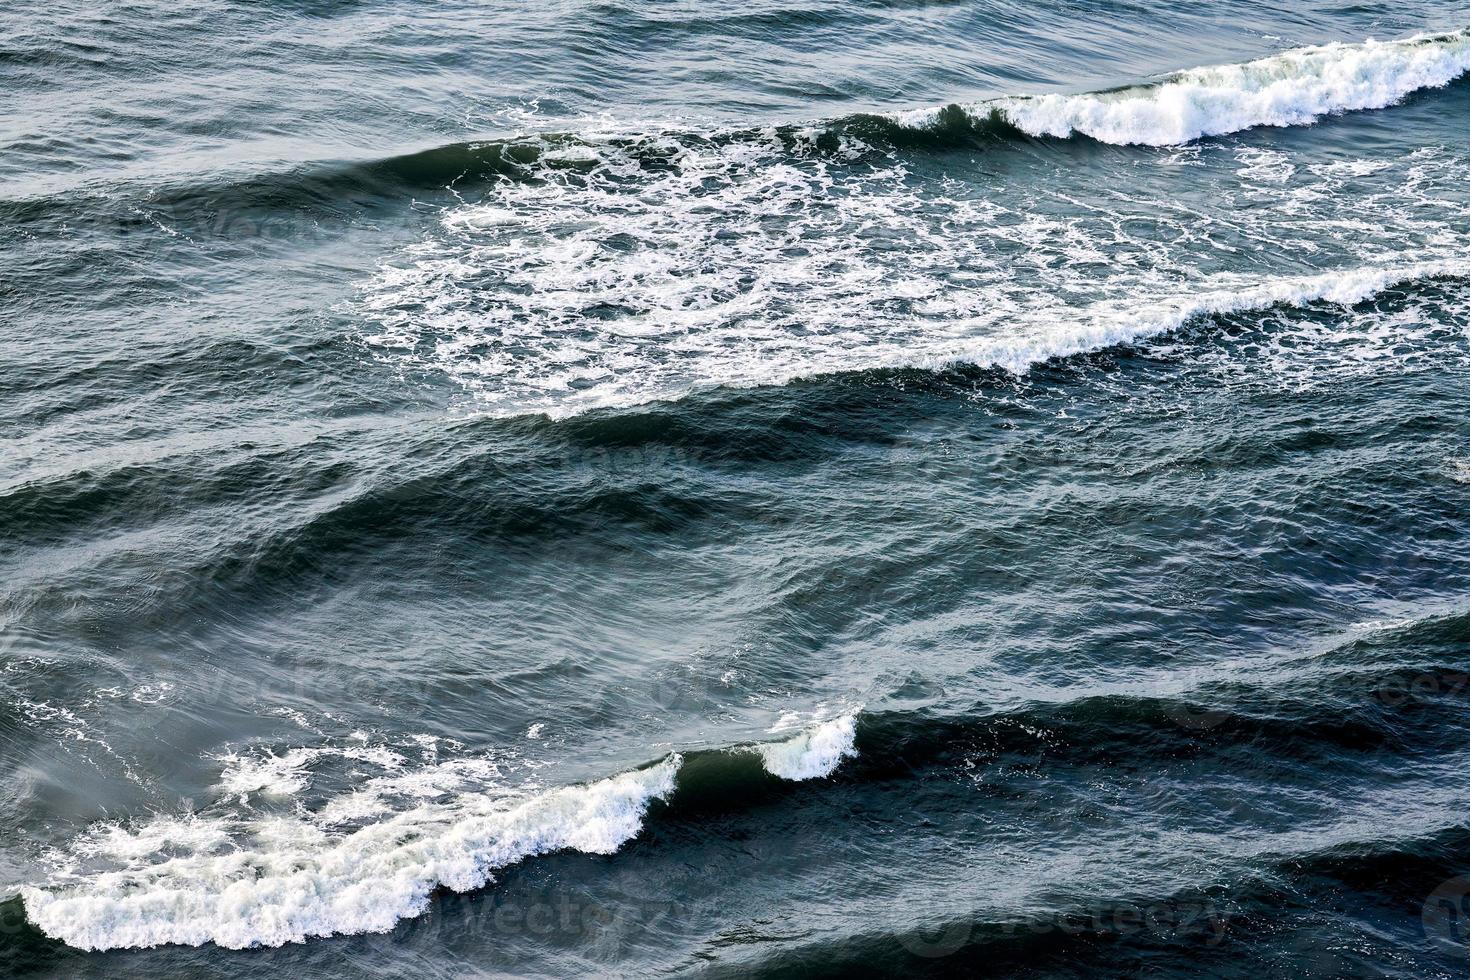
[4,1,1470,976]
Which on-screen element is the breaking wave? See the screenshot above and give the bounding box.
[19,715,859,951]
[944,28,1470,145]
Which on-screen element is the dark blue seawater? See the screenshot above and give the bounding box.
[3,1,1470,976]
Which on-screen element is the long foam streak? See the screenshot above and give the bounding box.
[940,258,1470,374]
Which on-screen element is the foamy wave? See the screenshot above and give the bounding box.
[756,714,858,780]
[22,759,680,950]
[22,715,867,951]
[982,29,1470,145]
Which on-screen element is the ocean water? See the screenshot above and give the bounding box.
[3,1,1470,976]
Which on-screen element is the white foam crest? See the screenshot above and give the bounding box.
[21,756,681,951]
[755,714,858,781]
[984,29,1470,145]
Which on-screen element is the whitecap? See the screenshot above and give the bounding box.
[987,29,1470,146]
[755,714,859,781]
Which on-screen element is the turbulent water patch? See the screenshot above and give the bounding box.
[355,34,1470,417]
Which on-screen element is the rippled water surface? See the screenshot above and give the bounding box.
[3,1,1470,976]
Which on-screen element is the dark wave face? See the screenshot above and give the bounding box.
[3,0,1470,976]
